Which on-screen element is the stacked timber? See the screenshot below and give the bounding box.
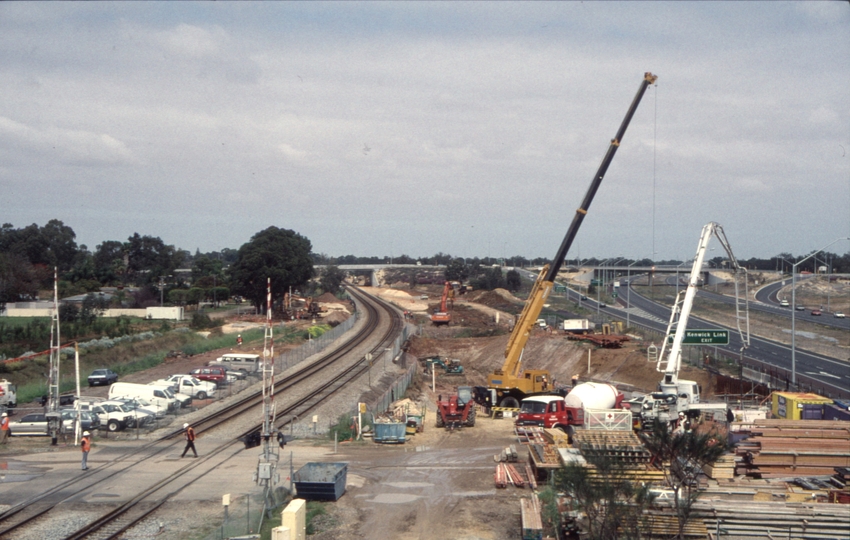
[495,462,528,489]
[520,493,544,540]
[691,498,850,538]
[733,419,850,478]
[572,429,652,465]
[702,454,736,480]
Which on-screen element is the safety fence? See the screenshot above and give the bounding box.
[273,312,357,372]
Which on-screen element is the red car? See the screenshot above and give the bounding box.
[810,309,822,316]
[190,366,228,386]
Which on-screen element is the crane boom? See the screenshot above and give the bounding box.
[477,72,658,409]
[640,222,749,428]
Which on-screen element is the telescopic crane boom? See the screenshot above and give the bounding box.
[474,72,658,410]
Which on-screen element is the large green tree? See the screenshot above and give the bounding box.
[229,227,314,309]
[444,258,469,283]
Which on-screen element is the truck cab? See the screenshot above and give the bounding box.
[516,395,583,432]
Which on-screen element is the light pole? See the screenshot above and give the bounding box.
[791,237,850,386]
[626,260,639,329]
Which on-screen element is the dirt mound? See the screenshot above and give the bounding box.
[471,290,522,314]
[316,292,340,303]
[323,310,350,326]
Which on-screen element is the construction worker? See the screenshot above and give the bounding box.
[236,334,243,346]
[81,431,91,470]
[0,412,9,444]
[181,423,198,458]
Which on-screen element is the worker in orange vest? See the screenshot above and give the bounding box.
[81,431,91,470]
[0,412,10,444]
[181,423,198,457]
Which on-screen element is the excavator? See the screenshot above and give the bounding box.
[472,72,658,410]
[638,222,749,429]
[430,281,454,326]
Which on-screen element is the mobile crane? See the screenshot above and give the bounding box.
[430,281,453,326]
[638,222,750,428]
[472,72,658,410]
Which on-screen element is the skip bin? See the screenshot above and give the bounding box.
[293,462,348,501]
[373,421,406,444]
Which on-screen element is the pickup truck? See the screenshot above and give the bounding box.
[189,366,241,387]
[155,375,216,400]
[77,399,134,432]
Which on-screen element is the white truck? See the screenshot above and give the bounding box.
[155,375,216,400]
[562,319,593,334]
[77,399,135,432]
[0,379,17,414]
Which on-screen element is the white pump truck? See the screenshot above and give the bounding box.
[639,222,750,429]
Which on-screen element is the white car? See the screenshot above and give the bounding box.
[779,300,789,307]
[834,312,846,319]
[156,375,216,400]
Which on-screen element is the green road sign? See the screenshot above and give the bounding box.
[667,329,729,345]
[612,292,618,298]
[591,279,602,286]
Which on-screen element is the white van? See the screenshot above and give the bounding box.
[108,382,180,413]
[210,353,261,373]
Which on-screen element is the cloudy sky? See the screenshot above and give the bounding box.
[1,2,848,262]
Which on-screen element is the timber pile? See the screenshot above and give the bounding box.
[734,419,850,478]
[520,494,544,540]
[495,462,527,489]
[702,454,736,480]
[691,498,850,538]
[572,429,652,465]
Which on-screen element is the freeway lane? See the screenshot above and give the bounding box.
[546,273,849,399]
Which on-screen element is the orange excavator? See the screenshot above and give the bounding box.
[430,281,454,326]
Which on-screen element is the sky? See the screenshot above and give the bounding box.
[1,2,848,263]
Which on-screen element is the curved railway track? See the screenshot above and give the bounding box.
[0,286,404,540]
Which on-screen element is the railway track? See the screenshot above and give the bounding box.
[0,286,404,540]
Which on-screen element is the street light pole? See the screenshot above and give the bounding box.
[790,237,849,386]
[626,260,639,329]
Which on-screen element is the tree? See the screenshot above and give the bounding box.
[445,259,469,283]
[40,219,79,273]
[229,227,314,309]
[79,293,109,325]
[319,265,346,295]
[506,269,521,292]
[0,253,40,309]
[640,421,728,539]
[553,454,652,539]
[125,233,184,285]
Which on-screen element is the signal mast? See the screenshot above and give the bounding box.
[46,268,61,445]
[255,278,280,504]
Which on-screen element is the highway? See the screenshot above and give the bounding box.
[531,269,850,400]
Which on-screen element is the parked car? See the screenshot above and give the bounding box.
[102,400,154,428]
[811,309,822,316]
[88,369,119,387]
[77,399,134,432]
[39,393,77,407]
[190,366,229,387]
[154,375,216,400]
[835,312,846,318]
[111,396,167,419]
[60,409,101,432]
[9,413,50,436]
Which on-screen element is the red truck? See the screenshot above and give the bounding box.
[515,382,625,432]
[190,366,229,387]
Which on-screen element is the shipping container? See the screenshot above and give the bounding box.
[771,392,832,420]
[823,403,850,422]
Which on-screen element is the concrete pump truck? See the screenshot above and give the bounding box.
[638,222,750,429]
[473,72,658,410]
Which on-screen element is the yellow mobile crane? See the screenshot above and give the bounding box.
[473,72,658,409]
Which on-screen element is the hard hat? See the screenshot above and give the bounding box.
[678,412,685,417]
[183,423,189,428]
[83,431,90,436]
[1,412,7,417]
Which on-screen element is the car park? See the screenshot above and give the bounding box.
[835,312,846,318]
[88,368,119,386]
[811,309,822,316]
